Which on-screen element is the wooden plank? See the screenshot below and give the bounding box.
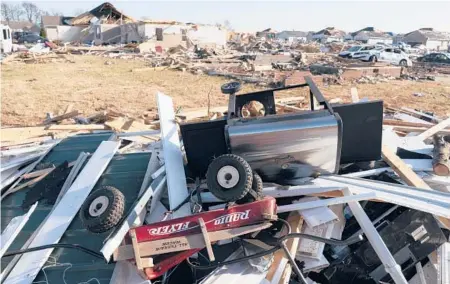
[276,103,302,112]
[266,212,303,284]
[350,87,359,103]
[1,142,60,199]
[3,141,120,284]
[394,113,433,125]
[417,117,450,141]
[401,107,442,123]
[199,218,215,261]
[44,110,79,124]
[386,126,450,135]
[22,167,55,179]
[0,203,38,258]
[157,93,190,218]
[381,145,431,189]
[46,124,107,131]
[177,106,227,121]
[0,163,36,191]
[275,96,305,104]
[383,119,439,128]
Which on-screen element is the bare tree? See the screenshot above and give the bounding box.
[11,4,25,21]
[49,9,63,16]
[2,3,24,22]
[1,2,12,23]
[22,2,40,23]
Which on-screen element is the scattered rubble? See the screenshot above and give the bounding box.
[1,81,449,284]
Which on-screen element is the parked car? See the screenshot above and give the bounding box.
[354,47,412,66]
[351,45,385,62]
[17,33,47,44]
[417,53,450,65]
[377,48,413,66]
[338,45,363,58]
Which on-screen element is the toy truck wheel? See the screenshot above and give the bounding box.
[237,172,264,204]
[206,154,252,202]
[80,186,125,233]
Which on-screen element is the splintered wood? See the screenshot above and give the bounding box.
[265,212,303,284]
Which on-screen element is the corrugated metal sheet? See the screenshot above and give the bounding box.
[1,133,151,283]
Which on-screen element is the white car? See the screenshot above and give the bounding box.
[338,45,363,58]
[351,45,384,61]
[354,47,413,66]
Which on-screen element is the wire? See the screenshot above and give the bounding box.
[186,232,364,270]
[2,244,105,260]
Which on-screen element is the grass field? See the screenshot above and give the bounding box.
[1,55,449,126]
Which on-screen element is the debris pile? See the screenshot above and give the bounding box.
[1,81,449,284]
[355,74,397,84]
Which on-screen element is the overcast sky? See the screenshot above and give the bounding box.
[5,1,450,33]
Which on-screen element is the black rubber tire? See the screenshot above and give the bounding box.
[206,154,252,202]
[369,56,377,63]
[221,81,241,94]
[399,59,407,66]
[80,186,125,234]
[236,172,264,204]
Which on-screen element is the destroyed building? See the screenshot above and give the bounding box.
[311,27,346,43]
[1,78,449,284]
[276,30,309,43]
[402,28,450,50]
[350,27,394,45]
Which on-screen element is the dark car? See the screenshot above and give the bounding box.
[417,53,450,64]
[17,33,47,44]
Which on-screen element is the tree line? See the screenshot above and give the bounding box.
[1,2,83,24]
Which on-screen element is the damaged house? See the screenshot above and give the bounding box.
[41,2,136,44]
[402,28,450,50]
[276,30,308,43]
[0,21,40,34]
[350,27,393,45]
[40,2,227,49]
[41,16,81,42]
[137,20,227,52]
[69,2,136,45]
[311,27,346,43]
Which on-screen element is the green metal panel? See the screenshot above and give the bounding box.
[1,132,152,283]
[33,152,151,284]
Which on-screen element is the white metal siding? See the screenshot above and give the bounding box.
[426,40,447,50]
[187,26,227,47]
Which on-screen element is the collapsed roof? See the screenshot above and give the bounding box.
[313,27,346,37]
[351,27,392,38]
[70,2,135,26]
[415,28,450,41]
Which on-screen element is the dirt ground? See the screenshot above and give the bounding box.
[1,56,449,126]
